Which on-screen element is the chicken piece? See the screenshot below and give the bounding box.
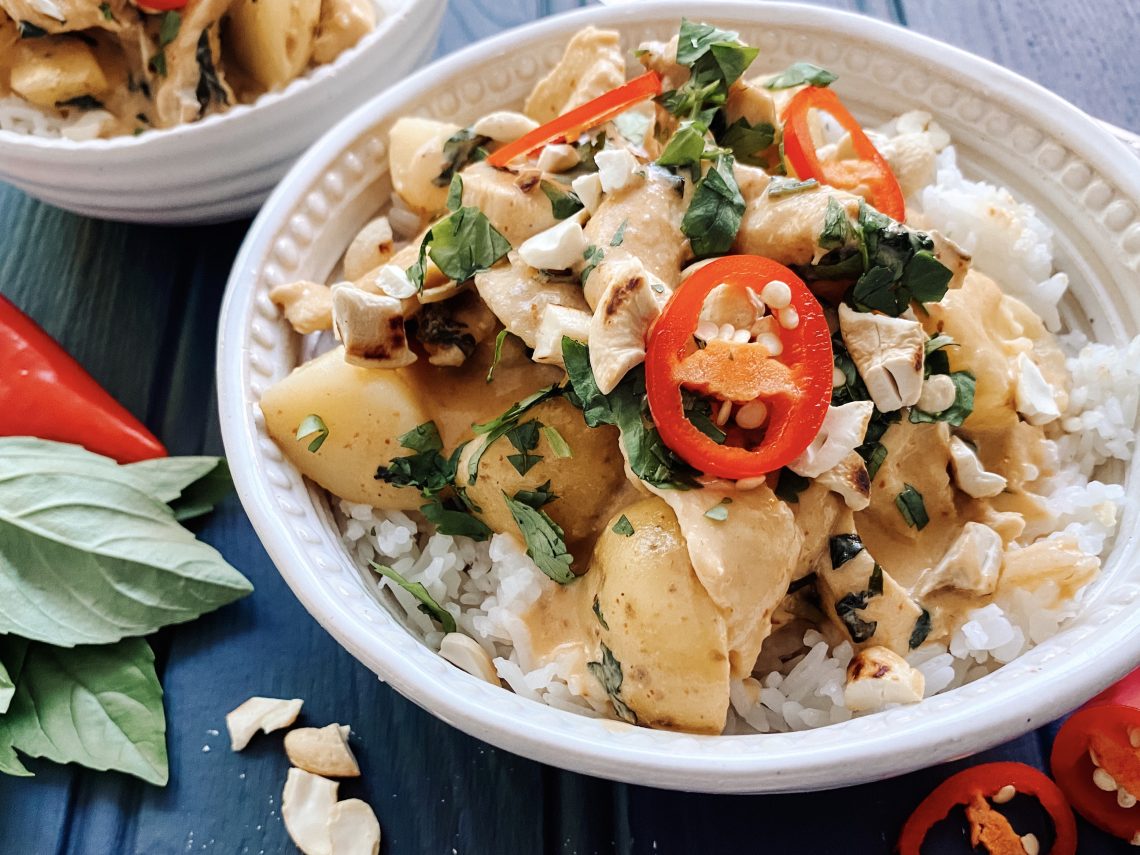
[330,284,415,368]
[473,254,589,348]
[311,0,375,65]
[532,304,591,365]
[815,451,872,511]
[584,497,731,734]
[843,646,925,711]
[270,280,334,334]
[636,34,686,91]
[0,0,131,34]
[818,529,924,655]
[788,401,873,479]
[588,257,670,394]
[997,537,1099,602]
[455,398,627,565]
[724,76,780,130]
[152,0,237,127]
[648,483,802,678]
[735,186,861,267]
[733,162,772,205]
[524,26,625,123]
[913,522,1003,599]
[581,168,690,307]
[460,161,559,247]
[838,303,925,412]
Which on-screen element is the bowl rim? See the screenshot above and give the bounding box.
[218,0,1140,792]
[0,0,419,151]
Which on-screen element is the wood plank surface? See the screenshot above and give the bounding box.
[0,1,1137,853]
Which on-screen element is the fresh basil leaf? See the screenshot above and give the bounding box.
[592,595,610,629]
[819,196,855,252]
[502,493,574,584]
[467,386,563,483]
[562,337,613,428]
[675,19,758,89]
[158,11,181,46]
[909,371,976,427]
[0,637,167,784]
[611,515,634,537]
[610,220,629,247]
[859,440,888,480]
[895,483,929,530]
[850,202,951,316]
[194,28,227,115]
[539,180,584,220]
[775,468,809,503]
[541,425,573,459]
[764,61,838,90]
[512,480,557,509]
[56,95,104,111]
[296,413,329,452]
[909,609,933,649]
[376,421,455,497]
[0,458,252,646]
[829,533,864,569]
[18,20,47,37]
[719,117,775,166]
[682,155,745,258]
[506,452,542,476]
[0,655,15,716]
[586,643,636,724]
[902,250,953,304]
[435,128,490,187]
[401,421,444,453]
[419,500,491,541]
[835,591,877,643]
[767,176,820,197]
[581,244,604,285]
[703,498,731,521]
[406,207,511,290]
[371,562,456,631]
[657,121,708,171]
[868,563,884,596]
[486,329,511,383]
[153,459,231,522]
[446,174,463,212]
[851,265,900,314]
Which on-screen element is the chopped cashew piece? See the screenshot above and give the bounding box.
[282,768,339,855]
[788,401,874,479]
[1014,353,1061,425]
[571,172,604,214]
[913,522,1003,598]
[439,633,500,685]
[330,285,416,368]
[595,148,640,194]
[226,696,304,751]
[536,143,580,173]
[948,436,1008,498]
[372,264,417,300]
[328,799,382,855]
[518,217,588,271]
[270,282,334,335]
[587,258,671,394]
[815,451,871,510]
[843,646,925,712]
[284,724,361,778]
[343,216,394,281]
[532,305,592,366]
[471,110,539,142]
[917,373,957,413]
[838,304,925,412]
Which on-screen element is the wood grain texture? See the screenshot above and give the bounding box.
[1,1,1138,853]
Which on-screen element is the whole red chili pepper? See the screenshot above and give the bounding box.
[1051,667,1140,845]
[0,294,166,462]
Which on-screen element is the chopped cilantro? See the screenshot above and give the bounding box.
[767,176,820,197]
[446,174,463,212]
[909,609,933,649]
[829,533,864,569]
[610,219,629,247]
[719,117,776,166]
[512,480,557,509]
[580,244,605,284]
[502,492,574,583]
[541,425,573,459]
[909,371,976,427]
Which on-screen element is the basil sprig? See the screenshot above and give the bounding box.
[658,19,759,123]
[764,61,838,90]
[682,154,746,258]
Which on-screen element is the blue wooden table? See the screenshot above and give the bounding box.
[1,1,1139,852]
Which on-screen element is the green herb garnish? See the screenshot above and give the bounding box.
[611,515,634,537]
[407,207,511,291]
[764,62,837,90]
[895,483,929,530]
[486,329,510,383]
[719,117,776,166]
[502,493,574,584]
[909,609,933,649]
[468,385,563,484]
[829,533,864,569]
[610,220,629,247]
[371,562,456,632]
[17,20,47,38]
[682,154,745,258]
[512,480,557,509]
[446,174,464,212]
[659,19,759,123]
[541,425,572,459]
[580,244,605,284]
[767,176,820,197]
[835,591,878,643]
[775,468,810,503]
[587,643,636,724]
[703,498,732,521]
[435,128,489,187]
[539,180,584,220]
[295,414,329,453]
[592,595,610,629]
[909,371,976,427]
[505,420,543,476]
[194,29,228,115]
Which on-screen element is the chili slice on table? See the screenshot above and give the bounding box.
[0,294,166,463]
[782,85,907,222]
[898,762,1077,855]
[1051,667,1140,844]
[644,255,832,480]
[485,70,662,168]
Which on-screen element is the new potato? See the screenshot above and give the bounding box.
[227,0,321,91]
[388,116,460,215]
[260,346,428,508]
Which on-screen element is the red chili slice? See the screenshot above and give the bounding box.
[782,85,907,222]
[485,71,662,168]
[898,762,1077,855]
[644,255,832,480]
[1051,667,1140,844]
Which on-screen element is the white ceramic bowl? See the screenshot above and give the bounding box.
[218,2,1140,792]
[0,0,443,224]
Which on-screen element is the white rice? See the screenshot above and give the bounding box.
[0,96,113,141]
[334,142,1140,733]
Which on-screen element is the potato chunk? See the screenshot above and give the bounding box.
[10,38,108,108]
[227,0,321,90]
[588,497,730,733]
[455,397,626,563]
[387,116,460,215]
[260,346,428,509]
